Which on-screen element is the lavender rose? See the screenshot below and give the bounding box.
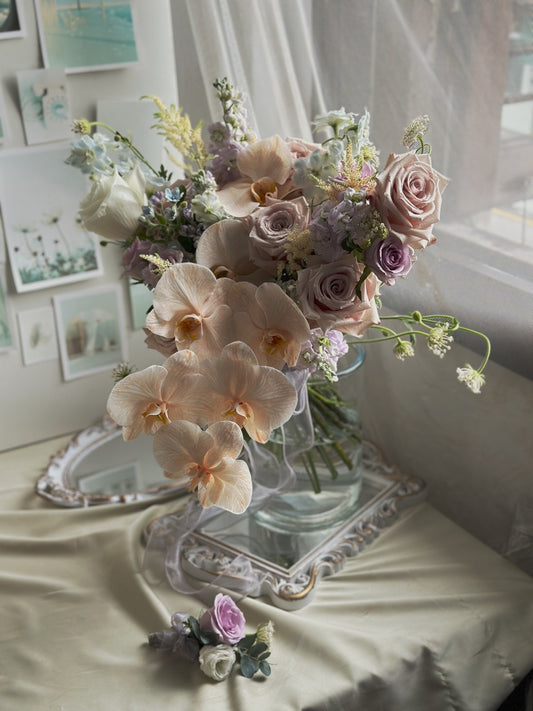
[199,594,246,645]
[364,235,414,285]
[371,152,449,249]
[296,256,380,335]
[247,197,309,273]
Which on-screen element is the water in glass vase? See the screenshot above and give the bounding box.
[249,345,365,566]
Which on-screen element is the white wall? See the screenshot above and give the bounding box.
[0,0,177,451]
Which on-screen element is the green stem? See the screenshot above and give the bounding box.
[90,121,160,176]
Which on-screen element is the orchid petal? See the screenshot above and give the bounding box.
[237,135,293,185]
[197,458,252,514]
[196,220,257,279]
[151,262,218,322]
[153,420,212,477]
[107,365,167,440]
[216,178,259,218]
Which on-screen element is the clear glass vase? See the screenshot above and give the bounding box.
[249,345,365,565]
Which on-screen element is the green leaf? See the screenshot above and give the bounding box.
[187,616,201,641]
[240,655,259,678]
[258,651,271,661]
[237,635,255,652]
[249,642,268,658]
[259,660,272,676]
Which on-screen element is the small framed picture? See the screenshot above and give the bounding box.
[17,305,58,365]
[0,273,14,351]
[34,0,138,73]
[0,144,103,293]
[17,68,71,145]
[53,285,127,381]
[0,0,25,40]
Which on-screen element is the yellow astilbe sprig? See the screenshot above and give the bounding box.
[319,141,377,201]
[144,95,209,175]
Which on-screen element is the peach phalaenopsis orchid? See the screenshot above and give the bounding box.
[153,420,252,514]
[145,262,232,359]
[106,350,201,440]
[216,135,297,217]
[193,342,298,444]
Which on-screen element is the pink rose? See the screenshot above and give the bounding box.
[296,256,380,336]
[371,152,449,249]
[247,197,309,273]
[199,594,246,645]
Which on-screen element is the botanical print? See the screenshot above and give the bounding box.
[0,273,13,350]
[17,67,71,145]
[17,305,58,365]
[0,0,25,39]
[53,285,127,380]
[0,144,102,293]
[34,0,138,73]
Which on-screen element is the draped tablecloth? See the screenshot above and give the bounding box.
[1,434,533,711]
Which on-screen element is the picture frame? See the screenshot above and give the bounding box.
[17,67,71,145]
[17,305,58,365]
[0,0,25,40]
[0,144,103,293]
[128,279,152,330]
[53,285,127,381]
[0,272,13,351]
[34,0,138,73]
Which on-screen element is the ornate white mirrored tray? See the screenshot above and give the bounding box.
[35,415,187,507]
[178,443,426,610]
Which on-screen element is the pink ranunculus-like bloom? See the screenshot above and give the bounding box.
[216,135,296,217]
[370,152,449,249]
[364,234,415,285]
[200,593,246,645]
[194,341,298,443]
[296,256,380,336]
[152,420,252,514]
[106,350,201,440]
[246,196,310,274]
[145,262,233,359]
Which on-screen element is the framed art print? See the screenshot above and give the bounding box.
[0,273,13,351]
[17,305,58,365]
[53,285,127,381]
[0,0,25,40]
[0,144,103,293]
[34,0,138,73]
[17,68,71,145]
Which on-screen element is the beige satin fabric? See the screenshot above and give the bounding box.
[1,435,533,711]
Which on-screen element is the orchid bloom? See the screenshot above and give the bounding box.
[152,420,252,514]
[106,350,201,440]
[194,341,297,443]
[195,218,267,284]
[145,262,232,359]
[216,135,295,217]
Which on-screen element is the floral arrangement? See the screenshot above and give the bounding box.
[67,78,490,516]
[148,593,273,681]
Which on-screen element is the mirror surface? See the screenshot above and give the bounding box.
[36,416,186,506]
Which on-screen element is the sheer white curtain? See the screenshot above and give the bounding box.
[172,0,325,139]
[172,0,533,378]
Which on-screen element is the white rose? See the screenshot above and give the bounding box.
[198,644,236,682]
[79,166,146,241]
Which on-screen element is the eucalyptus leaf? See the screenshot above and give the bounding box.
[249,642,268,658]
[240,655,259,678]
[259,660,272,676]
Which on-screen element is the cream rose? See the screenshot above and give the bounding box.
[296,256,380,336]
[198,644,236,682]
[79,166,146,241]
[371,152,449,249]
